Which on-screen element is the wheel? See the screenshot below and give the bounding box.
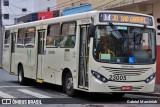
[18,66,26,85]
[64,72,75,97]
[112,93,125,98]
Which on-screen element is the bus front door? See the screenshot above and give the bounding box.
[79,25,89,89]
[10,32,16,74]
[37,30,45,81]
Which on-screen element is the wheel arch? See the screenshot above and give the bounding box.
[62,68,72,86]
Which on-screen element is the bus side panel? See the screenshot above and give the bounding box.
[13,48,37,78]
[42,23,78,86]
[2,48,11,73]
[2,30,11,73]
[15,48,37,79]
[43,48,57,84]
[43,48,77,86]
[43,48,65,85]
[15,48,24,73]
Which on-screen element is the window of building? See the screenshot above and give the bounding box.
[22,8,27,12]
[71,3,74,7]
[46,24,60,47]
[17,28,26,48]
[4,14,9,19]
[60,22,76,48]
[3,0,9,6]
[25,27,36,48]
[4,30,10,48]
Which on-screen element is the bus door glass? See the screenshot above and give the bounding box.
[37,30,45,79]
[10,32,16,74]
[79,25,89,88]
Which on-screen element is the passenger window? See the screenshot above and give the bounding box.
[60,22,76,48]
[46,24,60,47]
[25,27,35,48]
[4,30,10,48]
[17,28,26,48]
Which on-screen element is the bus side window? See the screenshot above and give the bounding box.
[60,22,76,48]
[46,24,60,47]
[17,28,26,48]
[4,30,10,48]
[25,27,36,48]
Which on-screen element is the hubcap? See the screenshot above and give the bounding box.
[66,78,73,90]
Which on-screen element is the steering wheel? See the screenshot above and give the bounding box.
[107,49,115,57]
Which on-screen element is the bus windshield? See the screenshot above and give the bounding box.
[93,25,156,64]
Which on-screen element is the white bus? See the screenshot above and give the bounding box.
[2,11,156,97]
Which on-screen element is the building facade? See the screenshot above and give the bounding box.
[1,0,56,26]
[56,0,91,10]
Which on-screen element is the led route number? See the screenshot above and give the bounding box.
[99,13,152,25]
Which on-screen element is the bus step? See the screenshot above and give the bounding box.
[78,85,89,90]
[9,72,15,75]
[36,79,43,83]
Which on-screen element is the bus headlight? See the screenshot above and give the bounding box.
[145,73,155,83]
[91,70,108,83]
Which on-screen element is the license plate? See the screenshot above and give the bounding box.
[121,86,132,90]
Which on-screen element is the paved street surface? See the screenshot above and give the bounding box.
[0,68,160,107]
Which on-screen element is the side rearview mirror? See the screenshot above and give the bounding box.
[88,24,95,38]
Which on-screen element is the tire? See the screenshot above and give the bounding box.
[18,66,26,85]
[112,93,125,98]
[64,72,75,97]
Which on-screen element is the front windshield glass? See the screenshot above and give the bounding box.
[93,25,156,64]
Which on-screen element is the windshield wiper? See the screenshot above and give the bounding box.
[109,22,125,40]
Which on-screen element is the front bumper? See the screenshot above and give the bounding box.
[89,76,155,93]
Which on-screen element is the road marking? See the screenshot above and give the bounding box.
[0,86,31,88]
[46,89,68,96]
[18,89,51,98]
[0,91,15,98]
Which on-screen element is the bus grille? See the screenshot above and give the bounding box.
[108,86,143,91]
[102,66,150,76]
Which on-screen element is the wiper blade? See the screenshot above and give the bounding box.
[109,22,125,40]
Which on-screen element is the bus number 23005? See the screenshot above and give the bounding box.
[109,75,127,81]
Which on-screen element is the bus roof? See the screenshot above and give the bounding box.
[5,10,154,30]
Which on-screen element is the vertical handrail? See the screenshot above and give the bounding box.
[83,29,87,87]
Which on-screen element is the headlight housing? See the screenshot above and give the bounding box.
[91,70,108,83]
[145,73,155,83]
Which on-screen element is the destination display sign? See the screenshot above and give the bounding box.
[99,13,153,25]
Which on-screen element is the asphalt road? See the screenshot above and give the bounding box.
[0,68,160,107]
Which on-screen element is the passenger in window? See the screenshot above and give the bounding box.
[111,35,123,57]
[65,36,75,48]
[96,35,115,59]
